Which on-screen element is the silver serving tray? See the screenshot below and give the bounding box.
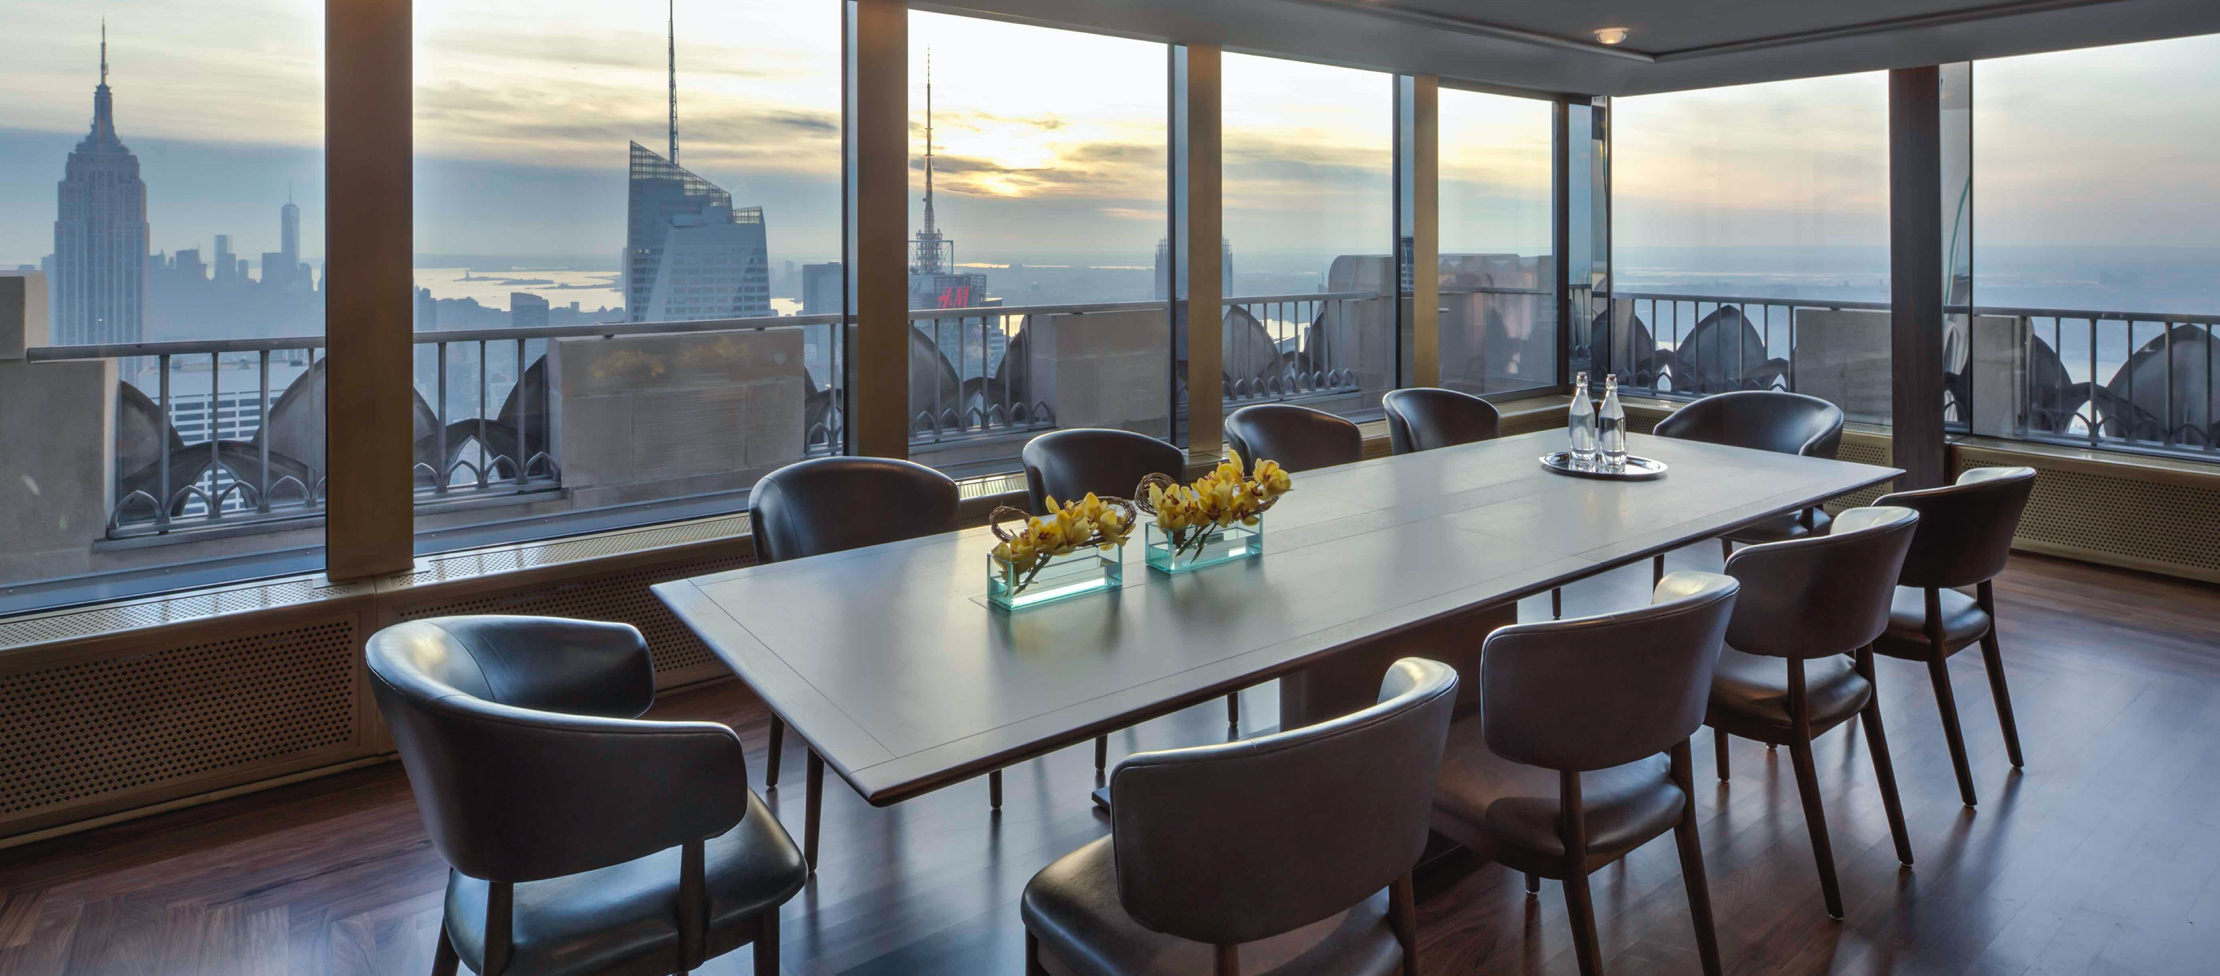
[1540,451,1668,480]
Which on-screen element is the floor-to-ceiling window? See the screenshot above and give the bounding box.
[410,0,844,552]
[1221,53,1395,419]
[0,2,328,613]
[902,11,1168,476]
[1612,72,1890,423]
[1438,87,1556,396]
[1972,33,2220,457]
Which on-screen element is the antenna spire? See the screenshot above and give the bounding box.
[667,0,678,164]
[100,19,109,87]
[922,49,936,238]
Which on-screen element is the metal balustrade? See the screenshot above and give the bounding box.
[1596,292,2220,462]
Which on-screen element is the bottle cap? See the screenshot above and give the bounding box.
[1574,371,1587,384]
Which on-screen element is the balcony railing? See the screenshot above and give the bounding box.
[28,313,843,539]
[1595,292,2220,462]
[26,290,1407,541]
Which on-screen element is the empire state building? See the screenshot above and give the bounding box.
[53,25,149,346]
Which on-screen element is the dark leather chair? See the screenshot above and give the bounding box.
[1432,572,1738,976]
[1706,506,1921,919]
[748,456,961,866]
[1652,390,1846,559]
[1023,658,1457,976]
[1021,428,1246,751]
[1872,466,2038,808]
[1224,403,1363,473]
[368,616,805,976]
[1381,388,1502,455]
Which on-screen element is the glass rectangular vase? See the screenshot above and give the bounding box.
[1144,520,1264,575]
[987,547,1123,612]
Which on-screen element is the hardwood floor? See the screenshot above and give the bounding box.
[5,551,2219,975]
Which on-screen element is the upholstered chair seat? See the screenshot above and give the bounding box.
[1707,648,1871,736]
[1875,586,1990,657]
[1433,740,1681,862]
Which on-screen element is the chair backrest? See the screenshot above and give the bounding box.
[747,456,961,563]
[1481,572,1739,772]
[1877,466,2036,589]
[1223,403,1363,473]
[367,616,749,883]
[1109,658,1458,946]
[1651,390,1845,459]
[1020,427,1183,514]
[1722,506,1920,659]
[1382,387,1503,455]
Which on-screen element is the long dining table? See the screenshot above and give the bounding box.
[655,429,1900,866]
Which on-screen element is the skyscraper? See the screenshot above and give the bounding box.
[620,8,770,324]
[281,192,301,279]
[907,52,988,314]
[511,292,549,330]
[1153,237,1234,301]
[51,24,148,346]
[213,235,237,285]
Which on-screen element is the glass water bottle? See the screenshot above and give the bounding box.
[1598,375,1628,469]
[1567,371,1597,465]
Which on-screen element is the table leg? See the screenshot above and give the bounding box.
[804,750,823,872]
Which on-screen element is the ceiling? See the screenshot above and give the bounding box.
[926,0,2220,96]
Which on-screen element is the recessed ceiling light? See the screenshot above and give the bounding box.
[1594,27,1630,45]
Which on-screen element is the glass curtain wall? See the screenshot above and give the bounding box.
[1973,33,2220,458]
[1437,87,1556,396]
[903,12,1168,476]
[1221,54,1395,419]
[0,1,327,614]
[410,0,844,553]
[1611,72,1891,423]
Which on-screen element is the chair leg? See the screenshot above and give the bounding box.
[1653,554,1665,587]
[1026,930,1050,976]
[1925,647,1979,807]
[754,909,780,976]
[1787,734,1844,919]
[1227,691,1240,727]
[1094,735,1108,774]
[766,717,784,790]
[430,925,459,976]
[1551,587,1563,620]
[1670,743,1724,976]
[989,770,1003,811]
[1977,582,2025,768]
[804,749,824,872]
[1525,872,1540,894]
[1856,647,1914,866]
[1720,538,1733,561]
[1215,944,1242,976]
[1714,728,1730,781]
[1390,874,1420,976]
[1561,871,1604,976]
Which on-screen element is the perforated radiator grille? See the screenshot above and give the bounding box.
[393,556,753,677]
[1956,447,2220,578]
[1826,438,1897,513]
[0,619,360,816]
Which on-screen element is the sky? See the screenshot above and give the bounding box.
[4,2,2220,271]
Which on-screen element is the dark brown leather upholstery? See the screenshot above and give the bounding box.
[1021,427,1183,514]
[368,616,804,976]
[1382,387,1502,455]
[1433,572,1737,976]
[1223,403,1363,473]
[1651,390,1844,458]
[1869,466,2038,808]
[1703,506,1921,918]
[1023,658,1456,975]
[1653,390,1845,549]
[747,456,960,564]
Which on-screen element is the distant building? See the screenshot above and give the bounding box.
[415,287,437,330]
[803,262,843,315]
[511,292,549,330]
[1153,238,1235,301]
[622,142,771,323]
[281,195,300,274]
[51,27,148,346]
[213,235,237,286]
